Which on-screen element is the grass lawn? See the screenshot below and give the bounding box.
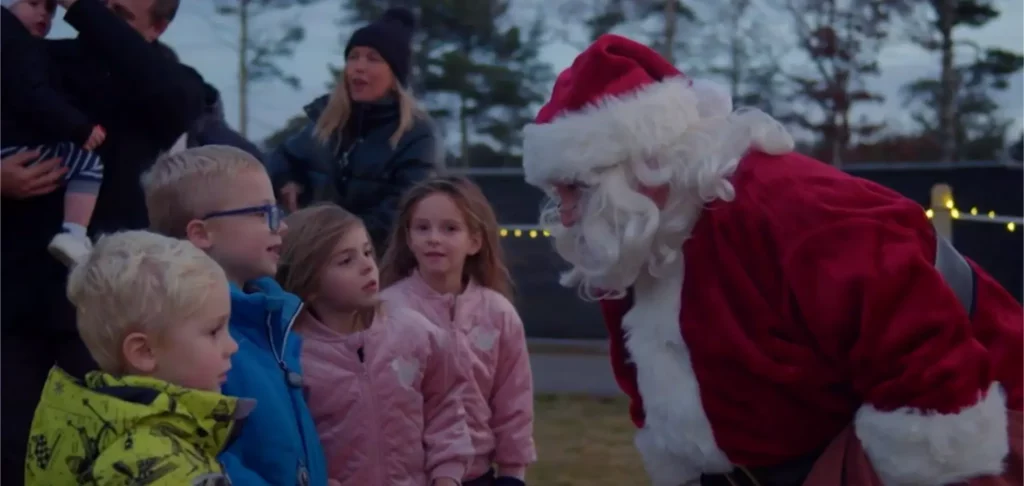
[527,394,646,486]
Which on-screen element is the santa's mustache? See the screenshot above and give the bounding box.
[544,180,663,300]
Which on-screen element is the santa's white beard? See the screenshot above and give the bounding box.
[542,168,700,301]
[540,106,792,301]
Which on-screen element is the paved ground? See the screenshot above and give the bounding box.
[528,341,621,396]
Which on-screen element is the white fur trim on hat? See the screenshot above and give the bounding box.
[522,76,796,188]
[855,382,1009,486]
[523,77,700,187]
[1,0,22,8]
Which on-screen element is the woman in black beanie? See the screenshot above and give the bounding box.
[268,7,441,253]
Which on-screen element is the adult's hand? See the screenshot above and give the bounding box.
[0,151,67,199]
[280,182,303,212]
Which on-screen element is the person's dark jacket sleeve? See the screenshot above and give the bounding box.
[1,8,93,145]
[193,118,267,163]
[62,0,203,147]
[362,133,438,249]
[268,123,318,193]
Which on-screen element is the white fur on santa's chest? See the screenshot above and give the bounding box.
[622,257,732,483]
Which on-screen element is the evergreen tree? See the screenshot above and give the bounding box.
[215,0,324,136]
[777,0,907,166]
[552,0,696,63]
[689,0,787,114]
[901,0,1022,161]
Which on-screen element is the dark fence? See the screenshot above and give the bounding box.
[453,162,1024,339]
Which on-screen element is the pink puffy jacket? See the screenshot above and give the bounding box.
[299,304,473,486]
[381,272,536,480]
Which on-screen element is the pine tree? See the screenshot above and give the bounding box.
[215,0,323,136]
[777,0,907,166]
[901,0,1022,161]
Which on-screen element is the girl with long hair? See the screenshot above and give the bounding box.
[380,177,536,486]
[277,204,471,486]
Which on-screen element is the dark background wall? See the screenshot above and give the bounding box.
[455,163,1024,339]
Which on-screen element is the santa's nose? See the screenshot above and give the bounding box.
[554,185,581,227]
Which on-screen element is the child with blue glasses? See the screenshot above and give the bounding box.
[142,145,331,486]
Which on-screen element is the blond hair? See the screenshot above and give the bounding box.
[313,77,422,148]
[380,176,513,300]
[142,145,266,238]
[68,230,228,373]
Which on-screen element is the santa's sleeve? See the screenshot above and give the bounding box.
[786,218,1009,486]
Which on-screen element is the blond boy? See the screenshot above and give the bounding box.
[25,230,243,486]
[142,144,284,286]
[141,145,330,486]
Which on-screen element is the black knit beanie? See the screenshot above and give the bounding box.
[344,7,416,87]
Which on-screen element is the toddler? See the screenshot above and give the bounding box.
[25,230,241,485]
[142,145,329,486]
[380,176,536,486]
[1,0,106,264]
[278,203,472,486]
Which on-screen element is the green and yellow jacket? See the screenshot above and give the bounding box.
[25,367,252,486]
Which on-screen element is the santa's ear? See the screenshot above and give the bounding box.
[691,79,732,119]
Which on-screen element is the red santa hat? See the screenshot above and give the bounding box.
[522,35,739,187]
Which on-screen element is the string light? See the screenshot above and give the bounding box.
[498,199,1022,237]
[926,198,1022,233]
[499,225,551,238]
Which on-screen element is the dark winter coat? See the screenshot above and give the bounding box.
[187,83,267,163]
[268,95,441,251]
[0,7,93,147]
[0,0,205,334]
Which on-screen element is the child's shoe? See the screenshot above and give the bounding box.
[48,231,92,267]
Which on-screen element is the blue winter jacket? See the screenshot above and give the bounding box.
[219,277,328,486]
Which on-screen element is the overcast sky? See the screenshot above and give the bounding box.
[49,0,1024,145]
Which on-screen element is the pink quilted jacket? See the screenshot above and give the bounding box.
[381,272,536,480]
[299,304,472,486]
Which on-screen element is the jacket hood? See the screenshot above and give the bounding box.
[32,368,253,460]
[229,277,303,330]
[303,95,330,121]
[203,82,225,119]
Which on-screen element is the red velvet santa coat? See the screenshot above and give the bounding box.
[599,150,1023,484]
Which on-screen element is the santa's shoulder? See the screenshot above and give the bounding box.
[723,150,925,226]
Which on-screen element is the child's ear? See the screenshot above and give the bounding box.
[122,332,158,374]
[185,219,213,250]
[467,231,483,257]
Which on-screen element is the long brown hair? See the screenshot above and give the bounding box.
[379,176,512,299]
[277,203,365,302]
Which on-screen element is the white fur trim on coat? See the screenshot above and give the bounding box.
[522,77,701,187]
[624,259,732,485]
[855,382,1009,486]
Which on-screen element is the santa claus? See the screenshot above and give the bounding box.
[522,34,1023,486]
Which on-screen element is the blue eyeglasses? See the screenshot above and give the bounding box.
[203,204,283,232]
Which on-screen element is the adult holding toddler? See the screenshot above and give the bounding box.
[270,7,441,253]
[0,0,205,484]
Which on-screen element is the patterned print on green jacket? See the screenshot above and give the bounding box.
[25,367,252,486]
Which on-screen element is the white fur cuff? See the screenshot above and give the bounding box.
[855,383,1009,486]
[635,426,702,486]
